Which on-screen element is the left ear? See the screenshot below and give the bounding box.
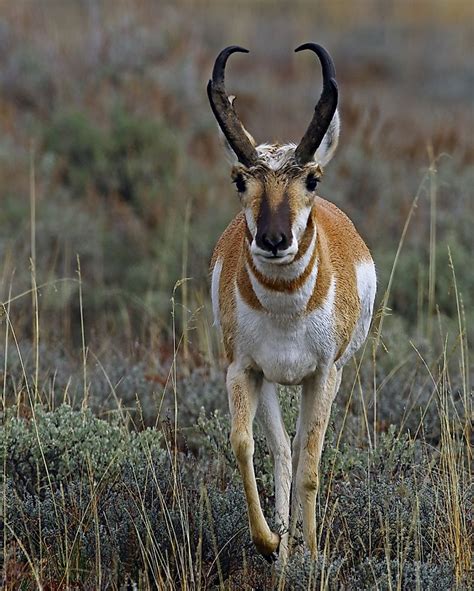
[314,109,340,166]
[219,126,257,164]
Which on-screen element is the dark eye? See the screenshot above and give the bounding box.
[233,173,246,193]
[305,173,318,192]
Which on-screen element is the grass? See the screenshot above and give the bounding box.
[1,1,473,589]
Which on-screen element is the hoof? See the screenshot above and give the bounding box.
[263,550,279,564]
[254,531,280,561]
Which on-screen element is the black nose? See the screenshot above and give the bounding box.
[261,232,288,255]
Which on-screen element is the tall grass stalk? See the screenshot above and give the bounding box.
[29,143,40,404]
[77,255,88,409]
[448,246,472,471]
[181,199,192,372]
[427,144,437,338]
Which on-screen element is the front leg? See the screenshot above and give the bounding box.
[295,365,340,556]
[227,363,280,558]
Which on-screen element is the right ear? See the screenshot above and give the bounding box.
[218,95,257,164]
[313,109,340,166]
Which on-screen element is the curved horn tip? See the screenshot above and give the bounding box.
[227,45,249,53]
[294,42,336,81]
[211,46,250,85]
[216,45,250,60]
[294,42,325,53]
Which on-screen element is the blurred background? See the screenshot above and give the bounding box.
[1,0,473,421]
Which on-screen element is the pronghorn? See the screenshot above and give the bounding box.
[208,44,376,561]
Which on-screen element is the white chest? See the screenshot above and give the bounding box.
[234,279,336,385]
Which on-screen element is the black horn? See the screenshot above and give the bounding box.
[294,43,338,165]
[207,46,259,167]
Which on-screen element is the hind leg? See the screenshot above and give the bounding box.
[257,380,292,562]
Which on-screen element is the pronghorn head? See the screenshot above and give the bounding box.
[208,44,340,265]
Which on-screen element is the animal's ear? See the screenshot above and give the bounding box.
[313,110,340,166]
[218,95,257,164]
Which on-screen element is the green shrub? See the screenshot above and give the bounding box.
[283,554,457,591]
[43,111,108,196]
[43,108,179,213]
[3,405,165,494]
[3,348,470,587]
[3,405,257,587]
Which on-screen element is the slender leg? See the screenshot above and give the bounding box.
[257,380,292,562]
[226,363,280,557]
[295,364,340,556]
[290,413,302,525]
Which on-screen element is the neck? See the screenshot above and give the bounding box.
[239,216,319,315]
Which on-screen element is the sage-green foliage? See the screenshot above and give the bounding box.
[3,405,165,490]
[3,404,253,587]
[43,108,179,208]
[4,404,470,589]
[283,554,457,591]
[43,111,108,196]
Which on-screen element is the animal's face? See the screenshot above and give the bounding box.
[208,43,340,263]
[231,158,324,264]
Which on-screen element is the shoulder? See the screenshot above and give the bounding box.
[312,196,372,262]
[313,197,356,229]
